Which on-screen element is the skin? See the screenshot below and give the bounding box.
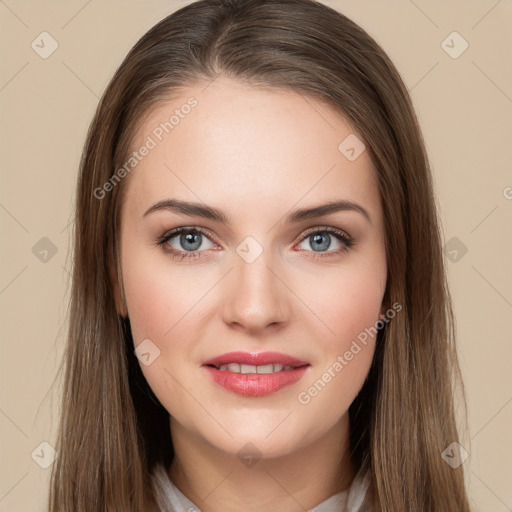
[113,76,387,511]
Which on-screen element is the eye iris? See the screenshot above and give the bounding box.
[181,231,202,251]
[311,233,330,252]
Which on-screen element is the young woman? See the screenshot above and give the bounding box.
[48,0,472,510]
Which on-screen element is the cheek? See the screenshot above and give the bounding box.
[120,243,218,375]
[121,244,207,343]
[292,263,384,411]
[123,272,172,343]
[121,253,204,421]
[298,261,385,348]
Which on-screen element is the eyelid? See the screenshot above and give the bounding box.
[157,225,352,245]
[297,225,353,242]
[156,226,219,248]
[155,224,355,259]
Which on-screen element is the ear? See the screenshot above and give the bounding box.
[109,252,127,318]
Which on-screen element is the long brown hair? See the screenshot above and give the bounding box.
[48,0,471,510]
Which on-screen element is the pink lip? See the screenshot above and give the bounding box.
[202,351,309,367]
[203,365,310,397]
[202,351,310,397]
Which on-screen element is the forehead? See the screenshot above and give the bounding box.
[121,76,380,222]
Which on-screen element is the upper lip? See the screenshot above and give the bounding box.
[202,351,309,368]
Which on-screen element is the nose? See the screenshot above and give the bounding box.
[221,248,290,334]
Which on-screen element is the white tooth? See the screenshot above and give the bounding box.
[215,363,296,373]
[240,364,257,374]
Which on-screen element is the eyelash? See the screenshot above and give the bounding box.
[154,226,355,262]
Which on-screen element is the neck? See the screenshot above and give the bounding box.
[168,413,355,512]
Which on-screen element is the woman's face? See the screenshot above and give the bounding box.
[115,76,387,459]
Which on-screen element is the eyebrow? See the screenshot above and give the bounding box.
[143,198,371,224]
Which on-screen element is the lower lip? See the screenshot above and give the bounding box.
[203,365,310,397]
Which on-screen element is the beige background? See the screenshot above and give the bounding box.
[1,1,511,510]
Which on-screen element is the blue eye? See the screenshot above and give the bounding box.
[295,227,355,261]
[155,227,215,261]
[155,226,355,261]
